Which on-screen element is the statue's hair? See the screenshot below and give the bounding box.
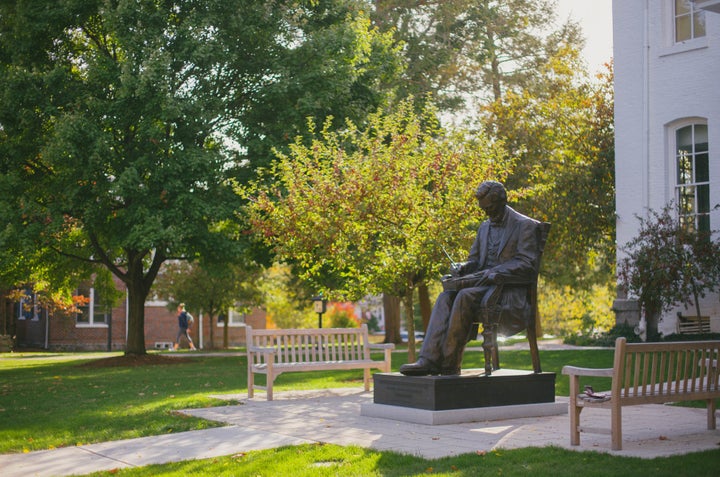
[475,181,507,204]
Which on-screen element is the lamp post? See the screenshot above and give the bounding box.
[312,294,327,328]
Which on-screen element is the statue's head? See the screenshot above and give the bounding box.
[475,181,507,222]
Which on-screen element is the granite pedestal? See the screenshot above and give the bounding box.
[372,369,556,410]
[360,369,565,424]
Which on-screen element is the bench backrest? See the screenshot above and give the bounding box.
[613,337,720,398]
[246,325,371,364]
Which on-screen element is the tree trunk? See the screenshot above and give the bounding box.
[206,313,214,350]
[383,293,402,344]
[123,252,162,355]
[403,289,417,363]
[1,293,8,335]
[488,29,502,102]
[125,278,148,355]
[223,318,229,349]
[644,304,660,340]
[418,283,432,333]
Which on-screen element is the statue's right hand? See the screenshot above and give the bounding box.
[449,263,463,277]
[450,261,474,277]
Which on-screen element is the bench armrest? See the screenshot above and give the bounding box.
[248,346,277,354]
[562,365,614,377]
[369,343,395,350]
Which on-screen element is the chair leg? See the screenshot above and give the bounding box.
[482,326,494,376]
[527,324,542,373]
[491,326,500,370]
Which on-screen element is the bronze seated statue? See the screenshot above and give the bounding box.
[400,181,550,377]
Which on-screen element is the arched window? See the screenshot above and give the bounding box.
[675,123,710,232]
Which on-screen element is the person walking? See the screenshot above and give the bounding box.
[173,303,197,351]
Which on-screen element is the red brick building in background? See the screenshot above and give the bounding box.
[1,278,266,352]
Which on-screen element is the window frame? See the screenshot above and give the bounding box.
[17,288,39,321]
[661,0,709,58]
[217,308,246,327]
[671,120,711,234]
[75,286,110,328]
[674,0,707,43]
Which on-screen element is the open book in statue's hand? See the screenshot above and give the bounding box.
[441,270,491,291]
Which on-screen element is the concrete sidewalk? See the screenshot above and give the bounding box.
[2,387,718,477]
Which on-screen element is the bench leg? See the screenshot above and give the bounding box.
[363,368,370,392]
[611,401,623,451]
[568,374,581,445]
[266,361,274,401]
[384,349,392,373]
[708,399,717,430]
[247,364,254,399]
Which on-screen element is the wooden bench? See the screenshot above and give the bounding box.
[676,312,711,335]
[246,324,394,401]
[562,337,720,450]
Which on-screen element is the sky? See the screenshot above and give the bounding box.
[555,0,614,73]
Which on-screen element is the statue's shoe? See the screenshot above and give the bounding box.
[399,358,439,376]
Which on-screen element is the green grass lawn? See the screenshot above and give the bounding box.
[0,346,612,454]
[2,346,718,477]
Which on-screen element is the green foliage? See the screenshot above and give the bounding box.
[259,263,317,329]
[372,0,583,112]
[539,281,615,339]
[0,1,401,353]
[245,98,512,300]
[240,4,404,173]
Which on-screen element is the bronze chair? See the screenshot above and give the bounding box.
[472,222,551,376]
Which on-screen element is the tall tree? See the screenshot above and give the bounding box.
[372,0,469,112]
[371,0,582,114]
[0,0,402,354]
[460,0,582,103]
[486,50,615,288]
[245,99,512,360]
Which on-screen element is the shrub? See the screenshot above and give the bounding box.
[325,302,361,328]
[539,282,615,338]
[617,203,720,335]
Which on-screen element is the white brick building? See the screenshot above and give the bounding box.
[614,0,720,334]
